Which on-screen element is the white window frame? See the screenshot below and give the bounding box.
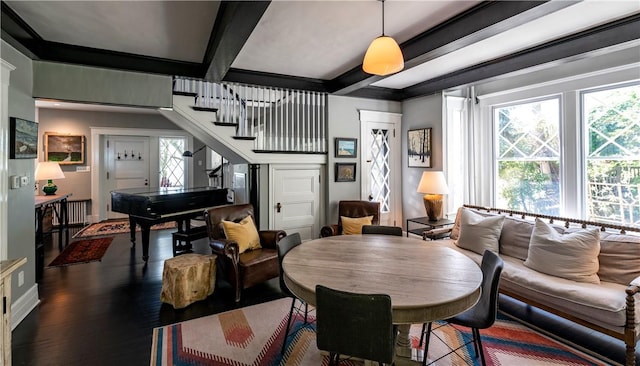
[472,66,638,219]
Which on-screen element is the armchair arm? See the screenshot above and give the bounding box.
[209,238,239,264]
[320,224,339,238]
[258,230,287,249]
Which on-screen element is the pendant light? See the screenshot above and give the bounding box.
[363,0,404,76]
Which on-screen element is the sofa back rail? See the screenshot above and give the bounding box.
[463,204,640,234]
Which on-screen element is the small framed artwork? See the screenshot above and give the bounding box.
[45,132,85,165]
[408,127,432,168]
[335,162,356,182]
[335,137,357,158]
[9,117,38,159]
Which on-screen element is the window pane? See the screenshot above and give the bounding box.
[584,83,640,225]
[159,137,185,187]
[494,98,560,215]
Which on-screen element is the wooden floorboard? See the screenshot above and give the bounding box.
[12,227,639,365]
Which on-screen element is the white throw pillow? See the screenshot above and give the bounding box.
[455,208,505,255]
[524,218,601,284]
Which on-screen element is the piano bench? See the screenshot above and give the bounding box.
[171,226,208,256]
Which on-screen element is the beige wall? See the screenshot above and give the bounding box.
[36,108,183,201]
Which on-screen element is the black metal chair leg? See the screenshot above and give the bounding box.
[421,322,432,366]
[304,302,309,323]
[473,328,487,366]
[281,298,296,355]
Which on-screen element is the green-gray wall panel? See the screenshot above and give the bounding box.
[33,61,172,109]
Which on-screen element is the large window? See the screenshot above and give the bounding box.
[483,81,638,225]
[583,83,640,225]
[494,97,561,215]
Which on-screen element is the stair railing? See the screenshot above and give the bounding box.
[173,77,327,154]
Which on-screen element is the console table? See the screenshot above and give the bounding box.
[34,194,70,280]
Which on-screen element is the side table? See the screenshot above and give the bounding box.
[406,217,454,240]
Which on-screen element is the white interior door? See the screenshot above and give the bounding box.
[105,135,150,219]
[360,111,402,227]
[271,165,321,240]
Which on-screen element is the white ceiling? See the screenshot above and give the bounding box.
[3,0,639,105]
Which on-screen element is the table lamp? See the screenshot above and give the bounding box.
[35,161,65,195]
[417,171,449,221]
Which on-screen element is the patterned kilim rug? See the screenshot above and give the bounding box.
[73,219,177,238]
[48,237,114,267]
[150,298,610,366]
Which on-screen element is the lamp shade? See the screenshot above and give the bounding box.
[35,162,65,181]
[363,36,404,76]
[35,162,65,195]
[417,171,449,195]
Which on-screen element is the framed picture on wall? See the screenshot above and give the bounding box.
[335,137,357,158]
[408,128,432,168]
[335,162,356,182]
[45,132,85,165]
[9,117,38,159]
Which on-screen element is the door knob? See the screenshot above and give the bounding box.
[276,202,282,213]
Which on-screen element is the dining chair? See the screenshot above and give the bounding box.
[361,225,403,236]
[276,232,310,355]
[315,284,397,365]
[419,250,504,366]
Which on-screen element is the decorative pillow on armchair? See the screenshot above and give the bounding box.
[221,216,261,254]
[455,208,505,255]
[524,218,601,284]
[341,216,373,235]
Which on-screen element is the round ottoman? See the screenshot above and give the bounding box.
[160,254,217,309]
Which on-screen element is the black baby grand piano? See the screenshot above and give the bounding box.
[111,186,233,261]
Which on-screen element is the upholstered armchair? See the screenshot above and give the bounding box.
[320,200,380,237]
[204,203,286,302]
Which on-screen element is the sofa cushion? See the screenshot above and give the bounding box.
[341,215,373,235]
[499,216,566,261]
[597,231,640,284]
[455,208,505,255]
[222,216,261,254]
[450,207,497,240]
[524,218,601,284]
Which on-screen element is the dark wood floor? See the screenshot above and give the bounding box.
[12,227,639,365]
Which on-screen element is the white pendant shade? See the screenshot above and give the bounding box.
[363,36,404,76]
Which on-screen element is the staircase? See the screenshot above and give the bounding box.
[159,78,328,165]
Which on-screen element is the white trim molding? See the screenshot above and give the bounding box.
[1,59,16,261]
[11,283,39,331]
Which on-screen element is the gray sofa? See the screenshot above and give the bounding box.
[429,205,640,366]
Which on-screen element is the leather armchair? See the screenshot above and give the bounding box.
[320,200,380,237]
[204,203,286,302]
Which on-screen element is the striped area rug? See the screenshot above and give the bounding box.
[150,297,609,366]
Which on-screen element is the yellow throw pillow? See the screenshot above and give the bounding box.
[221,216,261,254]
[341,215,373,235]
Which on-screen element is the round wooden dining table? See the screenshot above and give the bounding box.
[282,234,483,364]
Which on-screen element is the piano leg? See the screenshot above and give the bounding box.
[140,224,151,262]
[128,216,137,246]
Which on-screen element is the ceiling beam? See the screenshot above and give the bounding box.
[327,0,578,96]
[202,1,270,81]
[224,68,328,92]
[401,13,640,99]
